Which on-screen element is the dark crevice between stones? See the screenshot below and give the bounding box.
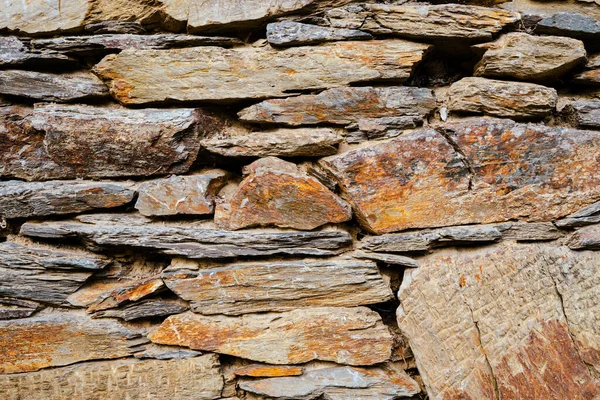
[434,126,475,191]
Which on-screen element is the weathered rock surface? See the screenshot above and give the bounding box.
[397,242,600,399]
[30,104,204,179]
[0,312,146,374]
[84,20,147,34]
[325,4,519,41]
[0,180,135,219]
[93,40,430,104]
[354,116,423,141]
[535,12,600,43]
[573,68,600,86]
[0,70,109,102]
[567,224,600,250]
[352,251,419,268]
[30,34,242,55]
[239,364,420,400]
[0,0,89,35]
[215,157,352,230]
[0,37,74,67]
[20,215,353,258]
[92,298,189,321]
[473,33,587,81]
[0,241,109,305]
[569,100,600,128]
[0,298,39,320]
[149,307,393,365]
[162,258,393,314]
[135,171,228,216]
[320,118,600,234]
[448,77,557,119]
[235,364,303,377]
[0,355,224,400]
[201,128,342,157]
[133,343,202,360]
[238,86,436,126]
[267,21,372,46]
[86,276,165,312]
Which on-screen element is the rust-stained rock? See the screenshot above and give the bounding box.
[92,298,189,321]
[326,3,519,41]
[0,355,224,400]
[239,364,420,400]
[149,307,393,365]
[397,242,600,399]
[215,157,352,230]
[162,257,393,314]
[0,312,147,374]
[201,128,343,157]
[20,214,353,259]
[448,77,557,119]
[574,68,600,86]
[320,118,600,234]
[135,171,228,217]
[235,364,304,377]
[30,104,205,179]
[267,21,372,46]
[0,0,89,35]
[567,224,600,250]
[0,298,39,320]
[86,276,165,313]
[473,33,587,81]
[0,70,109,102]
[238,86,435,126]
[93,40,430,104]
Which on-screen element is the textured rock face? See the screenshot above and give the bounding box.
[569,100,600,128]
[448,77,557,119]
[0,37,73,67]
[234,364,303,377]
[149,307,393,365]
[135,171,229,216]
[0,0,89,35]
[0,355,223,400]
[397,243,600,399]
[535,12,600,42]
[93,41,430,104]
[473,33,587,80]
[0,313,146,374]
[30,104,204,179]
[92,299,189,321]
[0,298,39,320]
[86,276,165,312]
[321,118,600,233]
[238,86,436,126]
[267,21,372,46]
[162,258,393,314]
[567,224,600,250]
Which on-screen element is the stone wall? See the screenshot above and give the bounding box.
[1,1,600,399]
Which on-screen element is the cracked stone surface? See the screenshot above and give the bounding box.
[397,242,600,400]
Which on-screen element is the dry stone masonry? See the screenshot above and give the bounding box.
[1,1,600,399]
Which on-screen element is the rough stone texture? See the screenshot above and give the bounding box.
[0,298,39,320]
[0,355,224,400]
[239,364,420,400]
[0,312,146,374]
[30,104,204,179]
[135,171,229,216]
[352,251,419,268]
[0,70,109,102]
[0,241,109,306]
[20,215,353,258]
[92,298,189,321]
[556,215,600,229]
[0,180,135,219]
[573,68,600,86]
[86,276,165,312]
[0,37,74,67]
[321,118,600,234]
[473,33,587,81]
[569,100,600,128]
[235,364,304,377]
[535,12,600,43]
[397,242,600,399]
[325,4,519,41]
[201,128,343,158]
[448,77,557,119]
[267,21,372,46]
[84,21,147,34]
[133,343,202,360]
[567,224,600,250]
[0,0,89,35]
[149,307,393,365]
[93,40,430,104]
[238,86,436,126]
[162,258,393,314]
[215,157,352,230]
[354,116,423,141]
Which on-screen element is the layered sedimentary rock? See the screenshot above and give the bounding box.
[0,355,223,400]
[238,86,436,126]
[92,298,189,321]
[86,276,165,312]
[162,258,393,314]
[397,242,600,399]
[321,118,600,233]
[0,298,39,320]
[149,307,393,365]
[567,224,600,250]
[535,12,600,43]
[93,40,430,104]
[568,100,600,128]
[216,157,351,230]
[266,21,372,46]
[234,364,303,377]
[0,37,74,67]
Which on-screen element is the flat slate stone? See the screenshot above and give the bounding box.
[0,298,39,320]
[0,0,89,35]
[267,21,372,46]
[86,276,165,313]
[569,100,600,128]
[0,355,223,400]
[352,251,419,268]
[448,77,557,119]
[397,242,600,399]
[92,298,189,321]
[0,180,135,219]
[535,12,600,43]
[149,307,393,365]
[473,32,587,81]
[238,86,436,126]
[162,257,393,314]
[20,214,353,259]
[0,312,147,374]
[320,118,600,234]
[0,70,109,102]
[326,3,519,41]
[234,364,303,377]
[93,40,430,105]
[567,224,600,250]
[30,104,205,179]
[0,37,74,68]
